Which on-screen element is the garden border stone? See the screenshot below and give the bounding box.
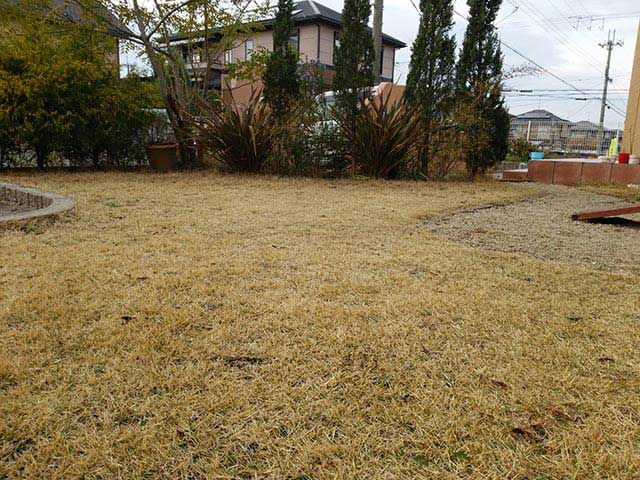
[0,181,76,225]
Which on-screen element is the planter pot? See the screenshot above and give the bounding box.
[146,143,178,172]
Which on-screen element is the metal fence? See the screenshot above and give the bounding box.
[510,121,621,157]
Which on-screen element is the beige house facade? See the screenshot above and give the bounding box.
[624,21,640,155]
[168,0,406,105]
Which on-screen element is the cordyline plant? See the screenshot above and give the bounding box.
[337,93,419,179]
[40,0,270,167]
[193,93,274,173]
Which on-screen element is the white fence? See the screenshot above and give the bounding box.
[510,121,620,156]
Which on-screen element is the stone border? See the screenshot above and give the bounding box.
[0,181,76,225]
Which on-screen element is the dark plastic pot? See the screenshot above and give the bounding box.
[146,143,178,172]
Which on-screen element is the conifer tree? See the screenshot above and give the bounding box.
[333,0,374,175]
[456,0,509,175]
[334,0,374,123]
[404,0,456,177]
[262,0,300,120]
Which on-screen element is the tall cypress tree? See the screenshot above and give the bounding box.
[262,0,299,121]
[334,0,374,122]
[456,0,509,175]
[404,0,456,177]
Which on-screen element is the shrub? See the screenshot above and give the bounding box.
[336,93,419,179]
[0,20,157,169]
[195,94,273,173]
[265,64,343,177]
[508,138,535,163]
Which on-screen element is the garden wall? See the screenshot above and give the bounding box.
[528,160,640,186]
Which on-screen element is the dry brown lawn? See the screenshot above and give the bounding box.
[1,172,639,479]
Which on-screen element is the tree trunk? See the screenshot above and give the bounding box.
[131,0,195,169]
[35,147,47,170]
[372,0,383,83]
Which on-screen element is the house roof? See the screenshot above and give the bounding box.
[572,120,615,132]
[511,109,570,123]
[7,0,133,38]
[50,0,134,38]
[169,0,407,48]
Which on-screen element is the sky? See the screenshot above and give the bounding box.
[125,0,639,128]
[368,0,639,129]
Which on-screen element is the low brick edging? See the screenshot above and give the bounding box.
[0,181,76,225]
[528,160,640,186]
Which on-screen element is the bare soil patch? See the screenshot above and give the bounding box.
[426,185,640,275]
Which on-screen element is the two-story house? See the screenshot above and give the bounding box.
[167,0,406,105]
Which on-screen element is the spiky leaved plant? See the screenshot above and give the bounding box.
[194,93,273,173]
[337,93,419,179]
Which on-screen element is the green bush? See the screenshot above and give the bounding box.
[195,95,273,173]
[0,16,157,169]
[508,138,535,163]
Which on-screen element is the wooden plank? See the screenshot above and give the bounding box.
[571,204,640,221]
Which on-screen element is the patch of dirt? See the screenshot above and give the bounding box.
[426,185,640,275]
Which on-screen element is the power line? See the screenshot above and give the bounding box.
[505,0,606,73]
[449,7,627,119]
[404,0,627,119]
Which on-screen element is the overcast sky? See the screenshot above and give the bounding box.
[369,0,638,128]
[126,0,638,128]
[309,0,637,128]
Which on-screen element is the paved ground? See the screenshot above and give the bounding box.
[426,185,640,275]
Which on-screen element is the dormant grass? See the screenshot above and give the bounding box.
[1,172,639,479]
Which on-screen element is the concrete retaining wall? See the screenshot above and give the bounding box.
[528,161,640,186]
[0,181,76,224]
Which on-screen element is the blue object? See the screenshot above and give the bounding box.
[530,152,545,160]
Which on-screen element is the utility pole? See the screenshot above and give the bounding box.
[372,0,383,84]
[599,30,623,154]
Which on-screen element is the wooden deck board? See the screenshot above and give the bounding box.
[571,204,640,221]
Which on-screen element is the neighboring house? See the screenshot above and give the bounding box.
[624,20,640,156]
[6,0,128,70]
[167,0,406,104]
[510,109,617,154]
[510,109,572,150]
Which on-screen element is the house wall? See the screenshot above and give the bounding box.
[214,22,402,104]
[298,24,318,63]
[623,21,640,156]
[318,24,334,65]
[382,45,394,80]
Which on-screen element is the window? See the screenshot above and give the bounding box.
[191,51,201,64]
[224,49,232,64]
[246,39,254,60]
[333,31,340,64]
[289,29,299,53]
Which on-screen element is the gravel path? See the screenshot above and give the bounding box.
[426,185,640,275]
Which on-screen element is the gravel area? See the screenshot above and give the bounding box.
[0,200,35,217]
[426,185,640,275]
